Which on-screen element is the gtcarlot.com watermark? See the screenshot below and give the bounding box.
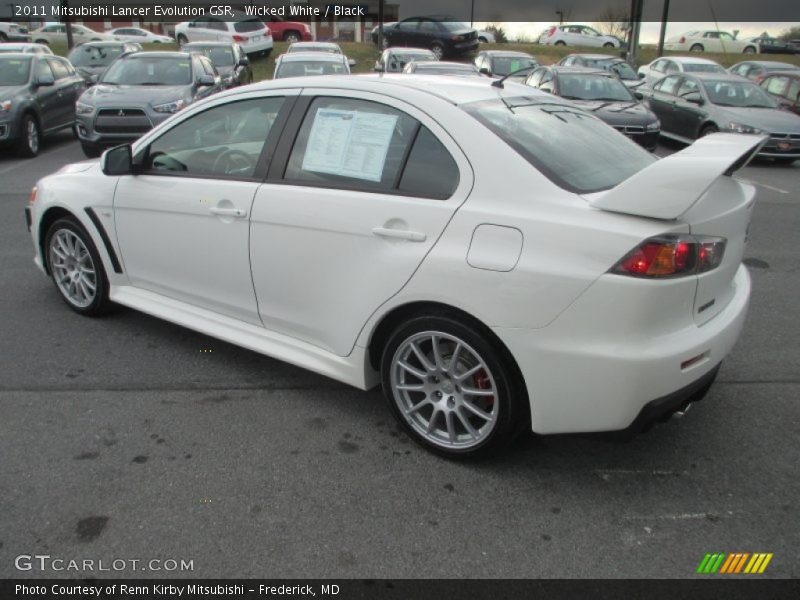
[15,554,194,572]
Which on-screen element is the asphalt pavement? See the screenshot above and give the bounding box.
[0,132,798,579]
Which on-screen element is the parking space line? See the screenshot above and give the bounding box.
[738,178,790,195]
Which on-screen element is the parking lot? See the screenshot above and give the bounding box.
[0,130,797,579]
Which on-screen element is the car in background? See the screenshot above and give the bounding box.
[0,22,30,42]
[31,24,119,46]
[375,16,479,59]
[0,53,85,157]
[473,51,538,79]
[174,14,273,56]
[664,31,757,54]
[67,42,142,85]
[523,66,660,151]
[558,54,642,88]
[538,24,620,48]
[640,72,800,163]
[28,75,759,458]
[273,52,351,79]
[0,43,53,55]
[261,16,313,43]
[287,42,342,54]
[74,51,222,157]
[374,48,437,73]
[746,36,793,55]
[108,27,173,44]
[788,40,800,54]
[638,56,725,88]
[477,30,495,43]
[402,61,482,77]
[729,61,799,84]
[183,42,252,88]
[760,71,800,115]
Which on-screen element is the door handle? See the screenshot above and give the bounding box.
[209,207,247,218]
[372,227,426,242]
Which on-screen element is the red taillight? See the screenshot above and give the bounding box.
[232,34,247,42]
[547,26,556,38]
[679,36,686,44]
[611,235,726,278]
[28,185,38,205]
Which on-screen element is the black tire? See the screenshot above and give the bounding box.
[34,39,49,45]
[44,216,113,317]
[700,124,718,137]
[176,34,188,46]
[380,312,528,458]
[690,43,704,52]
[554,40,567,47]
[81,142,102,158]
[603,42,615,48]
[16,113,40,158]
[478,37,487,43]
[743,46,757,54]
[283,31,301,43]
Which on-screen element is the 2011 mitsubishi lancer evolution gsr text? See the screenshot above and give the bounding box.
[25,75,762,457]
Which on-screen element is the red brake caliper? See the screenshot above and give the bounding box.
[473,369,494,410]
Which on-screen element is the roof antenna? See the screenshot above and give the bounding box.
[491,66,538,89]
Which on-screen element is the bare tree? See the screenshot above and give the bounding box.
[595,4,630,40]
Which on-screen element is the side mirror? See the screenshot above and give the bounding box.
[102,144,133,176]
[634,91,644,100]
[36,73,55,87]
[197,74,215,86]
[683,92,704,105]
[540,85,554,94]
[638,72,645,79]
[479,67,490,75]
[239,56,250,66]
[373,63,384,72]
[348,58,356,67]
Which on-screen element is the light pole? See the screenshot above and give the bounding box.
[657,0,670,57]
[556,10,564,25]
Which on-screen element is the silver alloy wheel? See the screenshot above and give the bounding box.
[390,331,498,450]
[27,119,39,154]
[49,229,97,309]
[431,45,444,59]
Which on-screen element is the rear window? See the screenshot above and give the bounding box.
[461,98,654,193]
[683,63,725,73]
[234,19,266,33]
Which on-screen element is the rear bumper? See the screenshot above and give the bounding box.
[493,265,751,434]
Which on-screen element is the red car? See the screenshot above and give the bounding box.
[761,71,800,115]
[263,17,313,43]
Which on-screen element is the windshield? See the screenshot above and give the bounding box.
[441,22,470,32]
[491,57,538,76]
[0,56,32,85]
[287,45,340,54]
[558,74,633,101]
[589,59,638,80]
[683,63,725,73]
[68,45,125,67]
[702,80,778,108]
[191,46,235,66]
[415,64,478,75]
[462,98,654,193]
[275,60,347,78]
[101,56,192,85]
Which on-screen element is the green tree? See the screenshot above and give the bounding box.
[779,25,800,41]
[483,24,508,44]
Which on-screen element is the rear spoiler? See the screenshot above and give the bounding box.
[588,133,767,220]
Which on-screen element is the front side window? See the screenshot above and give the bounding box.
[677,78,699,96]
[651,59,666,73]
[702,80,778,108]
[462,98,655,193]
[285,97,458,199]
[145,97,284,178]
[48,58,70,80]
[654,75,681,95]
[765,76,788,95]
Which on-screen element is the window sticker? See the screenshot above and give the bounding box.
[301,108,398,182]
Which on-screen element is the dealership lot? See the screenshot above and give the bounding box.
[0,132,797,578]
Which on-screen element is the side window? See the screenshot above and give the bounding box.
[664,61,678,74]
[540,71,553,86]
[145,97,285,178]
[199,56,216,77]
[34,59,54,81]
[677,78,699,97]
[48,59,70,80]
[398,128,459,199]
[418,20,438,33]
[655,75,681,95]
[398,19,419,32]
[526,68,545,87]
[562,56,575,66]
[285,97,435,195]
[765,76,788,96]
[651,59,665,73]
[732,64,748,76]
[787,79,800,102]
[207,19,227,32]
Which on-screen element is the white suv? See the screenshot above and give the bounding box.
[174,14,273,56]
[539,24,620,48]
[0,22,31,42]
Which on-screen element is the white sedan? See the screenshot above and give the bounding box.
[539,24,620,48]
[637,56,726,88]
[26,76,757,457]
[30,24,119,45]
[108,27,173,44]
[664,30,758,54]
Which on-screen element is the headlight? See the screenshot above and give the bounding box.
[728,122,763,134]
[645,120,660,132]
[75,102,94,115]
[0,100,11,113]
[152,99,185,114]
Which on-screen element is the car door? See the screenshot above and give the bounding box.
[112,92,295,325]
[672,77,707,138]
[393,18,421,46]
[44,58,76,128]
[249,91,474,356]
[193,55,221,99]
[31,58,60,131]
[646,74,682,133]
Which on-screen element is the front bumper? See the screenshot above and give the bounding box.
[75,109,171,147]
[493,265,751,435]
[452,39,480,54]
[242,36,274,54]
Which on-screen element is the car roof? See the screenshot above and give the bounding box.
[663,56,723,65]
[278,52,345,63]
[762,71,800,78]
[735,60,797,67]
[687,72,755,82]
[126,51,192,59]
[183,42,234,48]
[387,47,435,55]
[74,41,131,47]
[568,53,622,61]
[0,52,34,58]
[549,66,612,75]
[244,74,563,106]
[482,51,535,58]
[291,42,339,48]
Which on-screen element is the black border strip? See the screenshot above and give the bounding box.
[84,207,123,274]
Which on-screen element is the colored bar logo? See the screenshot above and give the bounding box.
[697,553,773,574]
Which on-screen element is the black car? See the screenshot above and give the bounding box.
[183,42,252,88]
[0,53,85,157]
[640,72,800,163]
[67,41,141,85]
[558,53,642,89]
[473,51,538,79]
[729,60,799,84]
[748,36,793,55]
[374,16,479,59]
[524,66,661,151]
